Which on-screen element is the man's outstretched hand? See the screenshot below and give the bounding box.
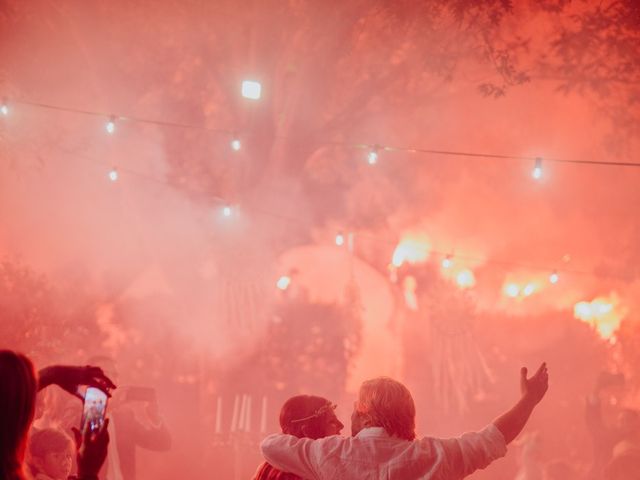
[494,363,549,444]
[520,362,549,406]
[38,365,117,398]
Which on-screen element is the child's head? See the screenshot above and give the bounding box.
[28,428,74,480]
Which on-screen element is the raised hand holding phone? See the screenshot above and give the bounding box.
[72,417,110,480]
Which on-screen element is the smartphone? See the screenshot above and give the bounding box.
[81,387,109,433]
[125,386,156,403]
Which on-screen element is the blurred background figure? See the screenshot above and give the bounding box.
[543,460,580,480]
[585,371,640,479]
[252,395,343,480]
[33,387,79,434]
[26,428,74,480]
[513,432,543,480]
[88,356,171,480]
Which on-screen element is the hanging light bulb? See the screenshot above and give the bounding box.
[0,99,8,116]
[505,283,520,298]
[276,275,291,291]
[456,269,475,288]
[367,147,379,165]
[532,157,543,180]
[523,283,536,296]
[105,115,116,134]
[230,138,241,151]
[549,270,559,284]
[335,232,345,246]
[108,168,118,182]
[442,255,453,269]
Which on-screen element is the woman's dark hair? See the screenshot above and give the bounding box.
[0,350,38,480]
[279,395,333,439]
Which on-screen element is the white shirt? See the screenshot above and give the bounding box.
[261,424,507,480]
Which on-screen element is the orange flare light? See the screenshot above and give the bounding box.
[574,295,624,341]
[391,234,430,267]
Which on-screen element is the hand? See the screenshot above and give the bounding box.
[520,363,549,406]
[39,365,117,399]
[72,419,110,478]
[145,398,162,424]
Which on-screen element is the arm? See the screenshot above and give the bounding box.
[493,363,549,444]
[434,424,507,479]
[260,433,325,479]
[38,365,116,398]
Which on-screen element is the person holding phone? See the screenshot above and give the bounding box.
[0,349,115,480]
[87,356,171,480]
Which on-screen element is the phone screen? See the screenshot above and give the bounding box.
[81,387,108,433]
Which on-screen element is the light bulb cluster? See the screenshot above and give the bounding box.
[503,271,559,299]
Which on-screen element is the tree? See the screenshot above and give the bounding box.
[0,259,105,364]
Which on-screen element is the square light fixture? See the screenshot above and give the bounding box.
[241,80,262,100]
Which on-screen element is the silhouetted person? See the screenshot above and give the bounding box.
[87,356,171,480]
[261,363,549,479]
[252,395,344,480]
[0,350,114,480]
[585,372,640,479]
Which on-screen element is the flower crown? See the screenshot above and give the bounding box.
[290,402,337,424]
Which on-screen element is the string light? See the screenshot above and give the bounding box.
[108,168,118,182]
[442,255,453,269]
[10,99,640,171]
[105,116,116,135]
[241,80,262,100]
[532,157,543,179]
[230,138,241,151]
[3,96,635,291]
[367,147,379,165]
[335,232,345,246]
[523,283,536,296]
[456,269,475,288]
[505,283,520,298]
[222,205,233,217]
[276,275,291,291]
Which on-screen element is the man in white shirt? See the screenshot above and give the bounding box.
[261,363,549,479]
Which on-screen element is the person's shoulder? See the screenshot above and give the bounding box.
[414,435,447,453]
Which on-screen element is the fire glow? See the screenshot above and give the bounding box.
[573,295,624,341]
[391,234,430,268]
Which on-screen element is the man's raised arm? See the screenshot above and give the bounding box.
[493,363,549,444]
